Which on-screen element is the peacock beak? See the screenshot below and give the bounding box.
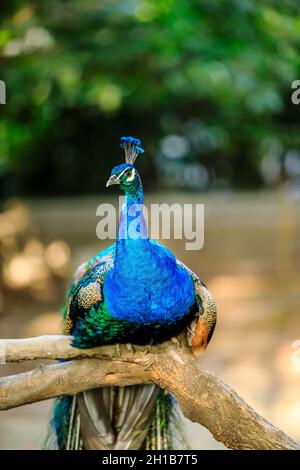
[106,174,120,187]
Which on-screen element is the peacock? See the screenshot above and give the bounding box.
[46,136,217,450]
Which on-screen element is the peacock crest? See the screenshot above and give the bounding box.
[120,136,144,165]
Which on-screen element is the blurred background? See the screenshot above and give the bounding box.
[0,0,300,449]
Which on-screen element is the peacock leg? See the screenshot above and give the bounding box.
[170,336,181,346]
[143,344,153,355]
[125,343,135,353]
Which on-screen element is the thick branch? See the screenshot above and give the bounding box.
[0,336,298,450]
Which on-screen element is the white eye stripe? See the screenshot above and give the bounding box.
[117,167,132,178]
[116,167,136,182]
[126,168,135,182]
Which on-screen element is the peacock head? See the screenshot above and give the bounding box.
[106,137,144,194]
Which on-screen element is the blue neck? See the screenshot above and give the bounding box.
[115,183,149,267]
[104,174,196,324]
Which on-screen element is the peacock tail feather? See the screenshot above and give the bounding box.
[145,390,174,450]
[46,388,177,450]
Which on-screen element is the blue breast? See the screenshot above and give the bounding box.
[104,239,195,324]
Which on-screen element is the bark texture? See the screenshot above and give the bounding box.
[0,335,298,450]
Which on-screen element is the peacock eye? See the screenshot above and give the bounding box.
[124,169,132,177]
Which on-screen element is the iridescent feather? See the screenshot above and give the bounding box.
[46,136,216,450]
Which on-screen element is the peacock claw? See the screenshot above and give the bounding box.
[115,344,121,356]
[171,337,180,346]
[125,343,135,353]
[143,345,152,355]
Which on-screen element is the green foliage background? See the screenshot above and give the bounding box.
[1,0,300,195]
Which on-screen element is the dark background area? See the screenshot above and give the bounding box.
[1,0,300,197]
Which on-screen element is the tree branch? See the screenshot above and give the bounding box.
[0,335,298,450]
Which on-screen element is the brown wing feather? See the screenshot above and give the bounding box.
[176,259,217,354]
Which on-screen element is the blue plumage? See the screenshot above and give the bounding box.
[104,164,195,324]
[48,136,216,450]
[66,138,199,347]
